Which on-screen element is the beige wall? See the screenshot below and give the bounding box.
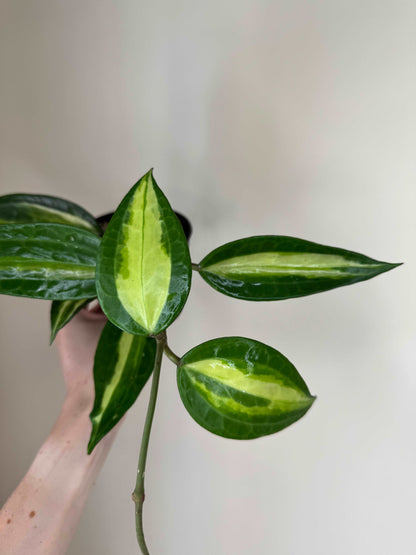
[0,1,414,554]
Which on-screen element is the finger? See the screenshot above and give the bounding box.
[80,299,107,321]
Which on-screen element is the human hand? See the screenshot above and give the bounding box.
[0,301,122,555]
[55,299,106,402]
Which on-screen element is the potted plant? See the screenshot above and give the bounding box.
[0,169,400,553]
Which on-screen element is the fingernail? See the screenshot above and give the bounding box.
[86,299,101,313]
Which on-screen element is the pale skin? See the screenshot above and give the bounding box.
[0,301,121,555]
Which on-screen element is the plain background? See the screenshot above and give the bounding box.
[0,1,414,554]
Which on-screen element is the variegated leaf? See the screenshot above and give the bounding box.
[0,193,101,235]
[177,337,315,439]
[88,322,157,453]
[96,170,192,335]
[0,223,99,300]
[50,298,93,344]
[198,236,401,301]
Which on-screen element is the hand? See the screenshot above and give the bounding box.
[56,300,107,401]
[0,301,123,555]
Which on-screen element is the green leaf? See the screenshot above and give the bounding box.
[50,298,93,344]
[177,337,315,439]
[96,170,192,335]
[88,322,157,454]
[0,223,100,300]
[198,236,401,301]
[0,193,101,235]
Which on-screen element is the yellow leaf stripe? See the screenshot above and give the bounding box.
[8,203,97,232]
[52,298,88,323]
[184,358,312,417]
[0,259,95,279]
[115,175,171,332]
[203,252,383,278]
[91,332,134,427]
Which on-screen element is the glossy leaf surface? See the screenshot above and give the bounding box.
[199,236,400,301]
[0,193,101,235]
[0,223,100,300]
[177,337,315,439]
[96,170,191,335]
[50,298,93,343]
[88,322,157,453]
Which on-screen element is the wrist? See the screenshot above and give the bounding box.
[62,387,94,415]
[0,385,120,555]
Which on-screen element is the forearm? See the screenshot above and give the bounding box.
[0,394,119,555]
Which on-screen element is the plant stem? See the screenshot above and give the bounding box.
[163,343,180,366]
[132,332,165,554]
[191,262,200,271]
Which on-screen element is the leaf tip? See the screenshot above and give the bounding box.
[389,261,403,269]
[301,393,316,411]
[146,168,155,180]
[87,422,98,455]
[377,260,403,277]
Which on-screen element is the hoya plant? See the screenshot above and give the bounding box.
[0,170,400,553]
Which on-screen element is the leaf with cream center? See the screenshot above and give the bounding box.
[0,223,100,300]
[88,322,157,453]
[96,170,191,335]
[50,298,93,343]
[198,236,401,301]
[177,337,315,439]
[0,193,101,235]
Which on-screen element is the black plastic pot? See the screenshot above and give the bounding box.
[95,211,192,241]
